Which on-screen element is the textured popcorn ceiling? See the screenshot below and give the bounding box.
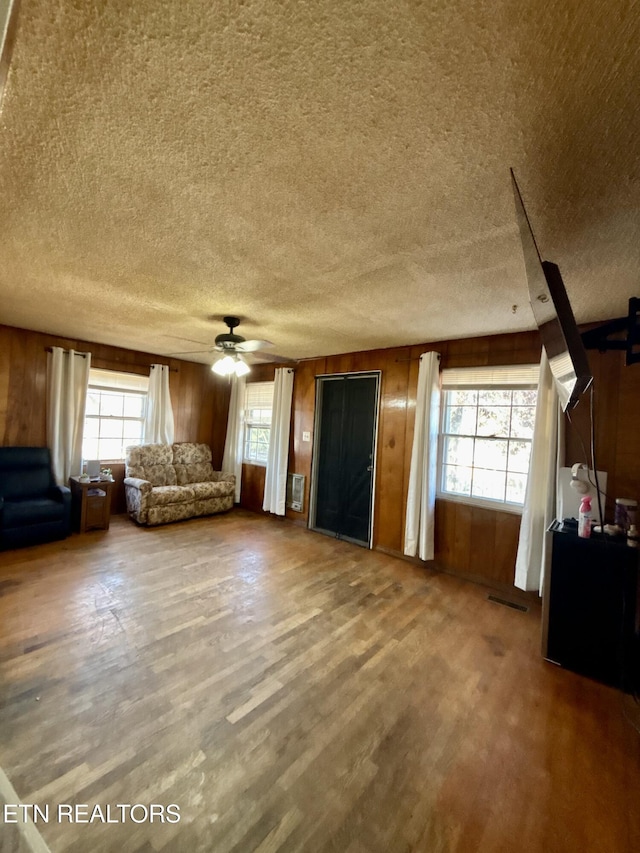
[1,0,639,363]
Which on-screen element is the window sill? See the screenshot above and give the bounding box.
[243,460,267,468]
[436,493,524,516]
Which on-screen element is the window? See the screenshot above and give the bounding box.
[439,365,539,511]
[83,368,149,462]
[243,381,274,465]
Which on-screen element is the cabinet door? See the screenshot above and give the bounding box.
[85,496,107,530]
[547,531,638,689]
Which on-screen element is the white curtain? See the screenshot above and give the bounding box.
[144,364,175,444]
[404,351,441,560]
[263,368,294,515]
[514,351,564,593]
[46,347,91,486]
[222,375,246,503]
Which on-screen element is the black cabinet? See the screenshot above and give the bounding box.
[546,521,639,691]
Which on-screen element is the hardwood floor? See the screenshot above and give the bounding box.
[0,511,639,852]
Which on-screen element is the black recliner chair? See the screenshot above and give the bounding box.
[0,447,72,550]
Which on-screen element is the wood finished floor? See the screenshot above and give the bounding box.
[0,511,639,853]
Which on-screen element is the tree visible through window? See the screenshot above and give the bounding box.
[439,365,539,509]
[243,381,274,465]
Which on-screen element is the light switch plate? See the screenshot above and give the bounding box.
[302,431,311,442]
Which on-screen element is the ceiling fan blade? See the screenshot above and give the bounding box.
[235,339,274,352]
[249,351,297,364]
[167,348,214,355]
[163,334,214,346]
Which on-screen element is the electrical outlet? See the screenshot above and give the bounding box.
[302,431,311,442]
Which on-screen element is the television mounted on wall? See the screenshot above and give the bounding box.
[511,169,593,411]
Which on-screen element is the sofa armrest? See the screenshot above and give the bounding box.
[49,485,71,508]
[124,477,152,494]
[47,485,71,534]
[213,472,236,487]
[124,477,152,524]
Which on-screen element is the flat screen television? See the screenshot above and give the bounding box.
[511,169,593,411]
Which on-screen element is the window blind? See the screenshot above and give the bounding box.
[88,368,149,393]
[441,364,539,390]
[245,381,274,410]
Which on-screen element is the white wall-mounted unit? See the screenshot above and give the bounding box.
[286,474,305,512]
[557,466,607,526]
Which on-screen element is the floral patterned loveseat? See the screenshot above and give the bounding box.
[124,443,235,526]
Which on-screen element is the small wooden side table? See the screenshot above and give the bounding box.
[69,477,114,533]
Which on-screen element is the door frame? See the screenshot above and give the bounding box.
[309,371,381,548]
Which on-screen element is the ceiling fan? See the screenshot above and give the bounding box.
[212,315,273,354]
[169,316,293,376]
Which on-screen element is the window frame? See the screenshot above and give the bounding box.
[242,381,274,466]
[437,365,539,515]
[83,369,149,463]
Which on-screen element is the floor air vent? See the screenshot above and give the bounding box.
[487,594,528,613]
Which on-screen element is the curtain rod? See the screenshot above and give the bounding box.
[395,348,540,363]
[149,363,179,372]
[395,352,442,363]
[45,347,88,357]
[94,359,178,374]
[251,364,296,372]
[45,347,179,372]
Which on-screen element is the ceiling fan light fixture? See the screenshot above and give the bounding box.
[234,358,251,377]
[211,354,251,377]
[212,355,236,376]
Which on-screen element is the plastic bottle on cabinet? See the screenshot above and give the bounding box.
[578,495,592,538]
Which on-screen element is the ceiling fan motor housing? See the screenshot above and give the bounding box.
[215,333,245,349]
[215,316,245,349]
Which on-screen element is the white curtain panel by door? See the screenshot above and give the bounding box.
[263,368,294,515]
[222,375,246,503]
[46,347,91,486]
[144,364,175,445]
[514,350,564,593]
[404,351,441,561]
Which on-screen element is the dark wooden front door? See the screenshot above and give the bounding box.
[314,374,378,546]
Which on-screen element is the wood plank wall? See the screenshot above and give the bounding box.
[3,322,638,594]
[0,324,231,512]
[239,331,640,594]
[565,343,640,521]
[279,332,544,593]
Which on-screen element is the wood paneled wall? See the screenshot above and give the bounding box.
[565,344,640,520]
[240,463,267,513]
[283,332,544,593]
[0,325,231,512]
[277,331,640,593]
[4,322,637,593]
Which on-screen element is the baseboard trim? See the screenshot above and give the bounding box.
[240,510,539,607]
[373,544,540,607]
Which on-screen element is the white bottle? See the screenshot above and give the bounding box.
[578,495,592,539]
